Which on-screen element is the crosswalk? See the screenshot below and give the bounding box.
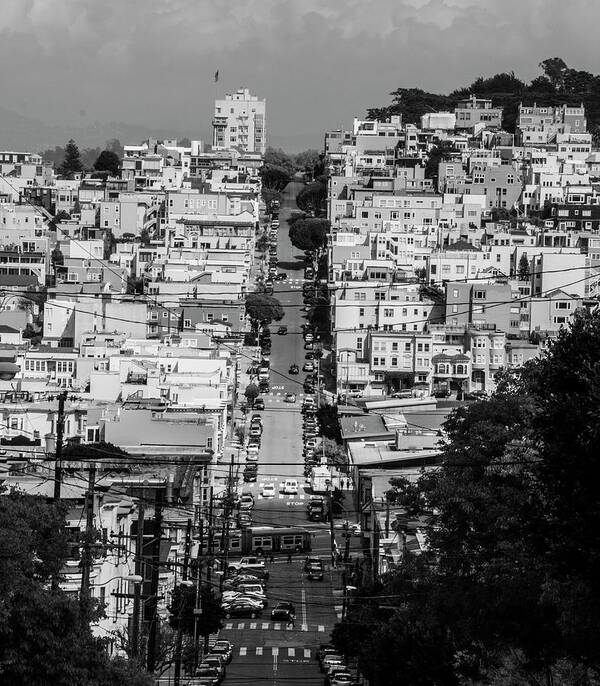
[222,621,329,633]
[233,646,313,658]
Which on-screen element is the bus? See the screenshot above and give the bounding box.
[229,526,313,556]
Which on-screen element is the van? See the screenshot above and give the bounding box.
[283,479,299,495]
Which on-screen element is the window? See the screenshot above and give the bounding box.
[184,319,191,328]
[359,308,365,316]
[383,308,393,317]
[474,290,487,299]
[391,357,398,366]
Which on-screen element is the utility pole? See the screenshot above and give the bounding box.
[221,455,235,592]
[193,518,204,671]
[146,489,163,673]
[204,487,214,655]
[79,464,96,621]
[53,390,68,500]
[229,357,238,440]
[327,482,336,569]
[174,520,192,686]
[131,496,145,662]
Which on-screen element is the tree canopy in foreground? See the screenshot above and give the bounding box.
[334,310,600,686]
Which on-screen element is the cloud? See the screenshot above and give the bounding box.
[0,0,598,145]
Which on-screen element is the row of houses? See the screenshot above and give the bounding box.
[0,87,266,650]
[325,98,599,399]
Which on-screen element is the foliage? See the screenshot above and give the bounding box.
[424,140,459,188]
[93,150,121,176]
[317,404,342,441]
[517,254,530,281]
[49,210,71,231]
[0,487,152,686]
[296,179,327,215]
[288,218,329,254]
[139,227,152,246]
[178,137,191,147]
[319,437,347,468]
[264,147,296,176]
[333,311,600,684]
[245,293,284,325]
[256,232,269,253]
[367,58,600,135]
[259,164,291,192]
[294,149,323,179]
[168,583,222,637]
[57,139,83,177]
[307,296,331,335]
[51,246,65,273]
[244,383,260,405]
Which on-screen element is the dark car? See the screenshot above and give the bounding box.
[253,398,265,411]
[289,364,300,374]
[278,325,288,335]
[270,602,296,621]
[223,599,262,619]
[243,468,258,483]
[275,273,288,281]
[194,666,221,685]
[259,381,270,393]
[209,641,233,663]
[306,562,324,580]
[464,390,489,401]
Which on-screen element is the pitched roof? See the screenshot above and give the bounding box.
[445,239,480,252]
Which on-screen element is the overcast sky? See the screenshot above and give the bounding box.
[1,0,598,147]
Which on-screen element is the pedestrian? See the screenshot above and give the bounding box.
[287,615,295,629]
[287,551,293,564]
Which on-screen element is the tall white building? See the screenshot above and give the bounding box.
[213,87,266,155]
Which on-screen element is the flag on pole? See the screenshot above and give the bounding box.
[214,70,219,83]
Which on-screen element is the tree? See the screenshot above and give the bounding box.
[424,141,459,189]
[178,137,191,147]
[57,139,83,177]
[518,254,530,281]
[539,57,568,90]
[245,293,284,327]
[319,437,347,469]
[259,164,290,192]
[139,227,152,246]
[105,138,124,157]
[0,487,152,686]
[288,218,329,254]
[334,311,600,683]
[51,246,64,274]
[294,149,322,179]
[264,147,296,176]
[296,180,327,215]
[317,404,342,441]
[244,383,260,407]
[49,209,71,231]
[490,206,511,222]
[168,582,221,638]
[93,150,121,176]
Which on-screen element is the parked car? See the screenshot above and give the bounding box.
[200,654,226,679]
[261,483,276,498]
[222,599,263,619]
[271,602,296,621]
[194,665,221,685]
[238,493,255,510]
[289,364,300,374]
[210,640,233,663]
[243,466,258,482]
[275,273,288,281]
[253,398,265,410]
[284,393,296,403]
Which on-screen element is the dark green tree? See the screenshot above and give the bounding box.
[289,218,329,254]
[57,139,83,177]
[168,582,222,637]
[244,383,260,407]
[93,150,121,176]
[424,141,459,189]
[539,57,568,90]
[259,164,290,192]
[264,147,296,176]
[518,254,530,281]
[49,209,71,231]
[296,180,327,215]
[0,487,152,686]
[317,404,342,441]
[245,293,284,327]
[51,246,64,274]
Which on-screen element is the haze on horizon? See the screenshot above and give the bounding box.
[1,0,599,151]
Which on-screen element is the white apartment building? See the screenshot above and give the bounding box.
[213,88,266,155]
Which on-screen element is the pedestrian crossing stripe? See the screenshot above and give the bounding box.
[223,621,326,633]
[234,647,313,657]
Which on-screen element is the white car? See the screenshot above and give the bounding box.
[246,451,259,462]
[261,483,276,498]
[283,479,299,495]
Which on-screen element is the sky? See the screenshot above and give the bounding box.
[1,0,599,150]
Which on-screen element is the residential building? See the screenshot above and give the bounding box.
[213,87,266,155]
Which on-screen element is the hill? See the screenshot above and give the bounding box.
[367,57,600,142]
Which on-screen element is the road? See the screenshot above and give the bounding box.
[217,182,341,685]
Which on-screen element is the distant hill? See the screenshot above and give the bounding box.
[0,105,203,152]
[367,57,600,143]
[269,132,323,154]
